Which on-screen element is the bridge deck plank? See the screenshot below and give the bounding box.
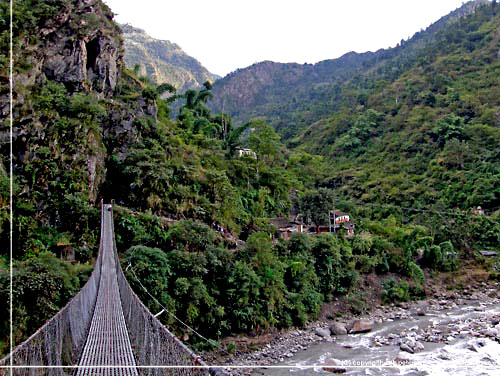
[76,205,138,376]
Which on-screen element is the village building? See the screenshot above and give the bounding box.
[330,210,350,224]
[269,217,303,240]
[270,209,355,240]
[56,241,75,262]
[235,147,257,159]
[344,222,355,238]
[315,222,355,235]
[313,210,355,237]
[316,224,340,233]
[471,206,485,216]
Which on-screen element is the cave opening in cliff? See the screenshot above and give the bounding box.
[86,38,100,71]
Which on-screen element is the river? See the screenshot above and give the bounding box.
[253,299,500,376]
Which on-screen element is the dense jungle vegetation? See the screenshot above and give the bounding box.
[0,0,499,356]
[293,2,500,216]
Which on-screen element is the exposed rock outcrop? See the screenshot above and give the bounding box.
[0,0,125,214]
[38,0,123,97]
[102,95,158,161]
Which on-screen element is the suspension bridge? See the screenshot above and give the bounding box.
[0,203,225,375]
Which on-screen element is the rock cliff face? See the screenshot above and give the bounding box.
[102,92,159,162]
[0,0,127,211]
[121,24,218,92]
[35,0,123,97]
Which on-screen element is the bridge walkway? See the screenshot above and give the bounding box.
[76,204,138,375]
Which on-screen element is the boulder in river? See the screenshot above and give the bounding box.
[322,358,346,373]
[400,343,414,353]
[349,319,374,333]
[315,327,331,338]
[330,322,348,335]
[400,339,425,353]
[413,341,425,352]
[438,350,451,360]
[394,351,412,365]
[466,342,480,352]
[416,307,426,316]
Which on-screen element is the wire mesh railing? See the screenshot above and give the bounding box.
[110,205,224,376]
[0,204,106,375]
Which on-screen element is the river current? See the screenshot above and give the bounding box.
[254,301,500,376]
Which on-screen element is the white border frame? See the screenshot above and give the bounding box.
[3,1,497,374]
[9,0,14,375]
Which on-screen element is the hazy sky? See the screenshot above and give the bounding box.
[103,0,468,76]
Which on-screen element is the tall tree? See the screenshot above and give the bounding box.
[248,120,282,164]
[299,188,336,228]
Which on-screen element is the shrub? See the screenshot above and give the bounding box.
[355,254,378,273]
[311,234,355,299]
[375,255,390,274]
[381,279,410,304]
[422,245,443,269]
[226,342,236,354]
[408,261,425,285]
[439,241,459,271]
[422,241,458,272]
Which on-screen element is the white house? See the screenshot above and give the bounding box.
[236,148,257,159]
[330,210,350,224]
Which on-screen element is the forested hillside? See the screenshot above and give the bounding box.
[294,1,500,216]
[210,0,494,140]
[212,0,500,246]
[0,0,499,358]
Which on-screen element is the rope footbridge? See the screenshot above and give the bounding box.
[1,203,224,375]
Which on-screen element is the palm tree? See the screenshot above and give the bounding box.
[212,113,232,140]
[178,82,215,132]
[156,83,176,97]
[180,81,213,116]
[141,82,176,105]
[224,121,252,157]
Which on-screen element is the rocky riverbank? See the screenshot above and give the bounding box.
[204,281,500,375]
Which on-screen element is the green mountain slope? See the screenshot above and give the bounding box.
[294,2,500,214]
[211,0,500,213]
[121,24,219,92]
[211,0,493,140]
